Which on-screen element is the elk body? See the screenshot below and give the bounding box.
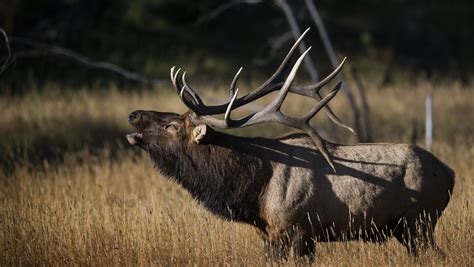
[126,29,454,260]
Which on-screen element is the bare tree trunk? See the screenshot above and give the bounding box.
[274,0,319,82]
[305,0,371,142]
[351,67,372,142]
[304,0,338,67]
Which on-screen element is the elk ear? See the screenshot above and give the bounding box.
[192,124,207,144]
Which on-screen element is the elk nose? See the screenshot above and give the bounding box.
[128,111,141,123]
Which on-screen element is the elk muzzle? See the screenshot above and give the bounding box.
[126,132,142,145]
[127,111,143,145]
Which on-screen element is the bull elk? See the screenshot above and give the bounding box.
[126,29,454,260]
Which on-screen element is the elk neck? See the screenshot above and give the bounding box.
[147,129,274,228]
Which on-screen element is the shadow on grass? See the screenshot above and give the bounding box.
[0,119,136,175]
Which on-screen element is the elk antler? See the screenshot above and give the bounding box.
[170,28,351,172]
[171,28,354,134]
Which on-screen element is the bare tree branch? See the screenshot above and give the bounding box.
[269,31,292,51]
[195,0,263,25]
[274,0,319,81]
[12,50,46,58]
[0,28,14,75]
[253,31,292,66]
[10,37,167,86]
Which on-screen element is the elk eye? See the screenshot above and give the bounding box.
[164,123,178,132]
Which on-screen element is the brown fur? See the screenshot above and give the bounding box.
[127,110,455,260]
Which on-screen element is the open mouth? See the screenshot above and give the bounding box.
[126,132,142,145]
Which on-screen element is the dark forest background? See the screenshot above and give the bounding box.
[1,0,473,89]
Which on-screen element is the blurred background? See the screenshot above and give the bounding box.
[1,0,473,88]
[1,1,473,265]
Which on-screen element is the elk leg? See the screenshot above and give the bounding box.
[393,221,419,256]
[263,227,308,262]
[393,212,444,257]
[290,231,315,261]
[263,237,290,262]
[416,212,446,258]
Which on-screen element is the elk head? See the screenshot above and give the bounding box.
[126,111,208,146]
[127,28,353,171]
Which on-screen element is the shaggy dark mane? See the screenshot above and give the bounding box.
[146,130,274,228]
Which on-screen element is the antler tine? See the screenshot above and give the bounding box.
[303,81,342,122]
[299,82,343,172]
[295,57,346,94]
[304,126,335,171]
[265,47,312,113]
[178,86,198,113]
[255,57,353,134]
[173,68,181,88]
[170,66,175,86]
[224,88,239,122]
[229,67,243,98]
[322,104,355,134]
[288,57,355,134]
[252,27,311,94]
[181,71,201,106]
[170,66,181,92]
[170,67,201,114]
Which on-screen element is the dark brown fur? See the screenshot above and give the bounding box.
[129,111,276,226]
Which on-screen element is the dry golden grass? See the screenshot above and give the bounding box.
[1,80,473,265]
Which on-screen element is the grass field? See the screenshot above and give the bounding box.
[1,80,473,265]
